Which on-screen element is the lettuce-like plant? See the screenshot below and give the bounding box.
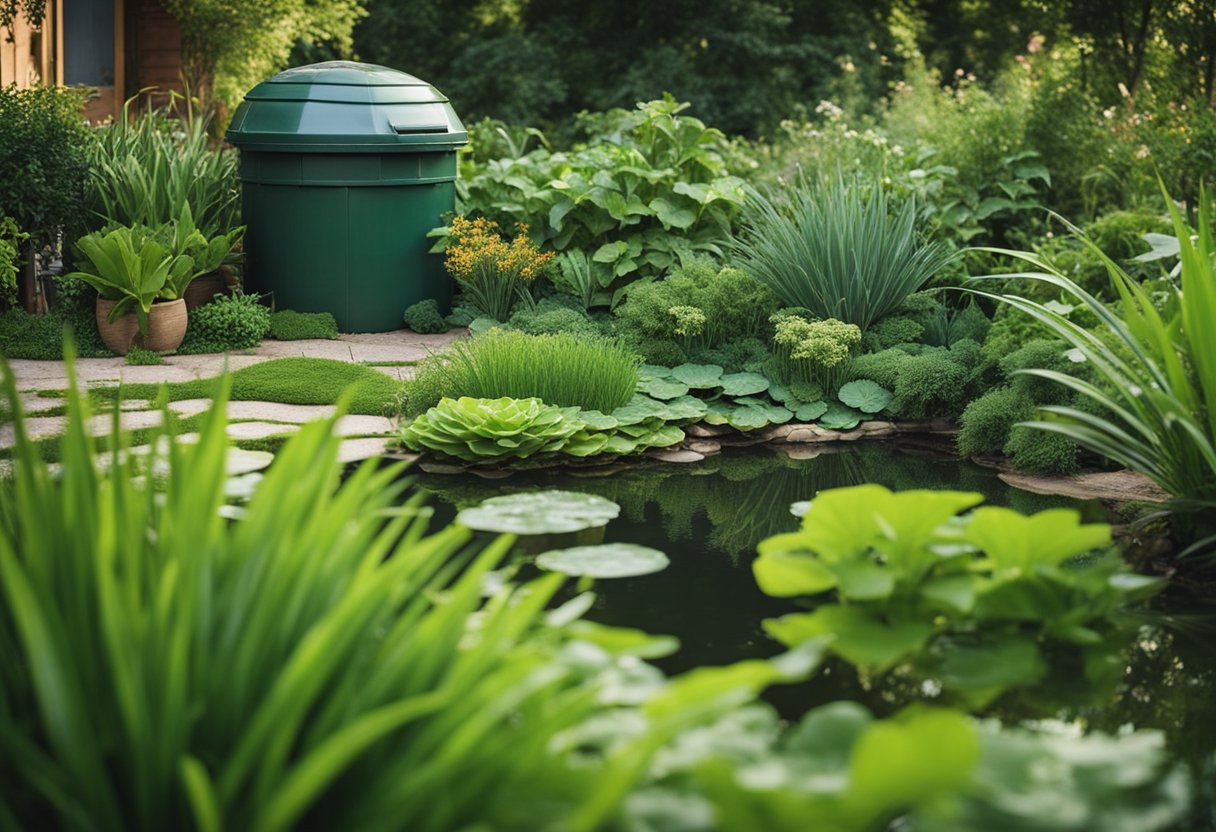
[753,484,1161,704]
[400,396,584,461]
[66,226,195,335]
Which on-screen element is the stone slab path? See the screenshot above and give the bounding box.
[2,329,460,465]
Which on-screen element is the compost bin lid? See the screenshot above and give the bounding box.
[225,61,468,152]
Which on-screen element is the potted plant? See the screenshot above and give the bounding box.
[67,227,196,355]
[162,204,245,310]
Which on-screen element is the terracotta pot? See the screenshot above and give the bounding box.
[184,272,229,310]
[95,297,188,355]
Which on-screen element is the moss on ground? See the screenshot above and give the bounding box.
[85,358,402,416]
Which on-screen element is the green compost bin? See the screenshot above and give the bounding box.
[225,61,467,333]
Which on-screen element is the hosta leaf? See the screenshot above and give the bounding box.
[537,544,670,578]
[837,380,893,414]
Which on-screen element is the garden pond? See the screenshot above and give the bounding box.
[413,441,1216,827]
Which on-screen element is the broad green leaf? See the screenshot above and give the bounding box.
[718,372,769,396]
[837,380,893,414]
[457,490,620,534]
[966,507,1111,573]
[753,550,838,597]
[818,403,862,430]
[639,377,691,400]
[795,401,829,421]
[671,363,724,388]
[764,606,932,671]
[536,544,670,578]
[937,635,1047,693]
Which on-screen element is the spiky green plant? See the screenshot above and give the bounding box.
[970,185,1216,536]
[729,175,956,331]
[399,329,640,416]
[0,350,689,831]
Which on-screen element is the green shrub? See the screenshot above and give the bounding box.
[178,292,271,354]
[0,84,92,248]
[458,97,746,288]
[0,215,28,306]
[124,346,165,366]
[845,348,908,393]
[957,386,1035,458]
[1004,424,1079,475]
[613,260,778,351]
[0,309,66,360]
[730,175,956,331]
[999,339,1078,404]
[861,315,924,352]
[400,330,640,417]
[268,309,339,340]
[402,298,451,334]
[506,301,602,339]
[771,314,861,392]
[692,336,771,374]
[52,275,110,358]
[85,104,239,238]
[891,347,972,419]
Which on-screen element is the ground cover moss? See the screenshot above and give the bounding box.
[84,358,401,416]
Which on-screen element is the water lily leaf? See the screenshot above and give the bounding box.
[671,363,724,388]
[640,364,674,380]
[819,403,863,430]
[795,401,828,422]
[537,543,670,578]
[577,409,620,431]
[719,372,770,396]
[838,380,893,414]
[640,377,691,400]
[458,490,621,534]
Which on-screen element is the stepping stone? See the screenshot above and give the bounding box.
[226,421,300,441]
[337,437,392,464]
[334,415,395,436]
[647,449,705,464]
[168,399,337,423]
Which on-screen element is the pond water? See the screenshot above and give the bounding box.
[414,440,1216,828]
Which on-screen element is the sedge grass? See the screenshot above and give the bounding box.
[969,184,1216,552]
[729,174,956,331]
[400,329,641,416]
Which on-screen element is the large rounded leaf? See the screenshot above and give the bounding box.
[819,403,863,431]
[639,377,691,400]
[457,490,621,534]
[536,543,670,577]
[671,363,724,388]
[838,380,893,414]
[719,372,770,396]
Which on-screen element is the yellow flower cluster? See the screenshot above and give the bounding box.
[444,216,554,283]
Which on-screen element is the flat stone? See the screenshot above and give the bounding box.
[167,399,213,418]
[334,415,395,436]
[165,354,266,374]
[758,424,798,442]
[786,426,842,443]
[469,467,514,479]
[347,343,433,364]
[337,437,391,464]
[857,420,896,436]
[687,422,734,438]
[781,445,828,460]
[226,421,300,441]
[19,393,65,413]
[999,470,1171,503]
[894,419,959,436]
[685,439,721,455]
[647,449,705,463]
[419,462,467,474]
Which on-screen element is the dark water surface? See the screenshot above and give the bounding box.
[415,442,1216,826]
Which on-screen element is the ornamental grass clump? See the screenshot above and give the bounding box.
[444,216,554,321]
[729,175,956,331]
[399,329,640,417]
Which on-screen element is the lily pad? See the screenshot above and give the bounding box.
[639,364,674,380]
[536,543,670,578]
[838,379,893,414]
[671,363,724,388]
[639,377,691,400]
[719,372,770,397]
[457,490,621,534]
[819,403,863,431]
[795,400,829,422]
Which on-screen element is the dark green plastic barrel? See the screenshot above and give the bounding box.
[225,61,467,333]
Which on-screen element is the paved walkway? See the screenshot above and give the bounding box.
[2,329,464,464]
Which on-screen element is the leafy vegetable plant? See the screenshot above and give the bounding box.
[753,484,1161,704]
[400,396,584,461]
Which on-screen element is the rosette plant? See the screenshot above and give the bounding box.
[400,396,584,461]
